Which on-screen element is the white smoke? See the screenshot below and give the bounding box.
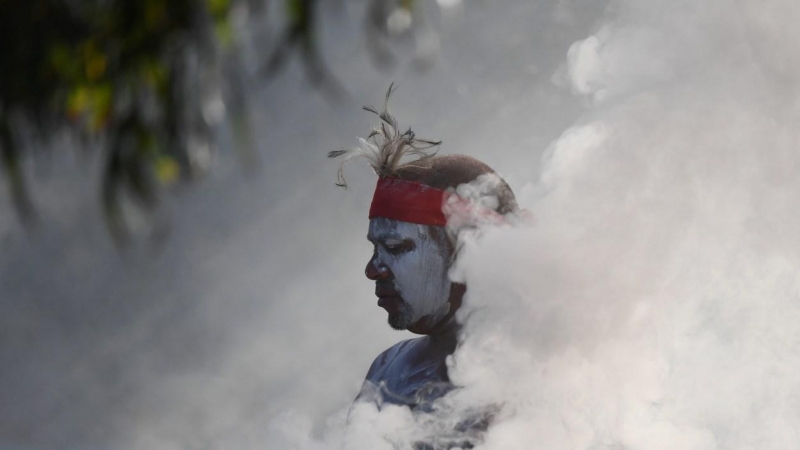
[435,0,800,448]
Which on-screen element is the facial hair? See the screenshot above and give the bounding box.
[387,301,415,330]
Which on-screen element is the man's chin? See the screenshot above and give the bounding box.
[387,305,415,330]
[387,313,409,330]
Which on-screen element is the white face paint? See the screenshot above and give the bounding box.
[367,218,452,332]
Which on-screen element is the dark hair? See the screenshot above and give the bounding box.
[395,154,518,216]
[330,85,517,218]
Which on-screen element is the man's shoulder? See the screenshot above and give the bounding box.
[366,337,424,377]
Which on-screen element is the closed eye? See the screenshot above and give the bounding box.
[383,239,415,255]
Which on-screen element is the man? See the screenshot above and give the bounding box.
[331,87,518,413]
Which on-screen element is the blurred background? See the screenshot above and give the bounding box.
[0,0,607,448]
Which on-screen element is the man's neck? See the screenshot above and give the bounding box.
[425,315,460,344]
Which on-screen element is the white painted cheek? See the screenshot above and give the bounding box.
[388,224,451,325]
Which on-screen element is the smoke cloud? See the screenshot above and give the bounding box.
[434,1,800,449]
[4,0,799,449]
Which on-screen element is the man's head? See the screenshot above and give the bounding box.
[364,155,517,334]
[330,86,516,334]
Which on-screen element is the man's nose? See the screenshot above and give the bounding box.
[365,254,390,280]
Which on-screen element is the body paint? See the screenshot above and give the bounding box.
[368,218,452,331]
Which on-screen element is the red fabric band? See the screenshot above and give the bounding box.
[369,177,516,227]
[369,178,448,226]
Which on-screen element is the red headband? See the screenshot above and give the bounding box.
[369,177,508,227]
[369,177,448,226]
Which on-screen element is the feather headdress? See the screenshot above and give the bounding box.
[328,84,441,187]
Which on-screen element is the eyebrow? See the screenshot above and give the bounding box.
[367,230,401,243]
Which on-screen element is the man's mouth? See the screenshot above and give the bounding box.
[377,296,396,309]
[375,281,399,297]
[375,284,402,309]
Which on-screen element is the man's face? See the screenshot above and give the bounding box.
[366,217,452,332]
